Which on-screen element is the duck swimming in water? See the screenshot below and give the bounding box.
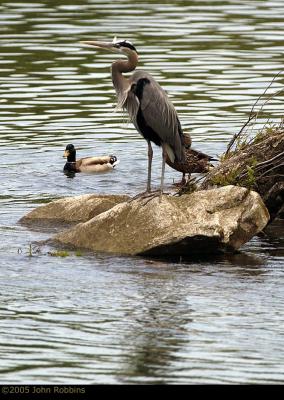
[63,144,119,173]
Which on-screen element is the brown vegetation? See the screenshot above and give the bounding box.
[179,73,284,222]
[200,126,284,221]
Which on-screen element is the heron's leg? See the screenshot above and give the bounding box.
[129,141,154,203]
[160,144,167,199]
[129,142,170,205]
[147,141,153,192]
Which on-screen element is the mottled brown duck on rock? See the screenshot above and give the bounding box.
[166,132,217,185]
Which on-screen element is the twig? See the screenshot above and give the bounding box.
[257,163,284,179]
[250,70,282,116]
[234,151,284,181]
[253,87,284,128]
[225,113,256,156]
[254,151,284,170]
[256,174,284,181]
[225,70,283,156]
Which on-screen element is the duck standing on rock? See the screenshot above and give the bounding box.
[63,144,119,173]
[166,132,217,185]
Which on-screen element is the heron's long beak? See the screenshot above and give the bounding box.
[63,150,69,158]
[80,40,115,51]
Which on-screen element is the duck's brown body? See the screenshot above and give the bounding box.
[166,147,216,185]
[166,148,214,174]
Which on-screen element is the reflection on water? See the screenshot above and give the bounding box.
[0,0,283,385]
[1,0,283,148]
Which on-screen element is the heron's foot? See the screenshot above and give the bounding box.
[172,179,187,188]
[129,190,159,203]
[129,190,169,205]
[172,174,191,188]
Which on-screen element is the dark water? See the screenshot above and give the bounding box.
[0,0,283,384]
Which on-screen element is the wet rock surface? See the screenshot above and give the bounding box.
[20,194,130,224]
[48,186,270,256]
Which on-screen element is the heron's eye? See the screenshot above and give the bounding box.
[113,43,120,48]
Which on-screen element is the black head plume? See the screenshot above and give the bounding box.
[114,40,137,53]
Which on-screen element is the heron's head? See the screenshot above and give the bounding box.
[81,37,138,57]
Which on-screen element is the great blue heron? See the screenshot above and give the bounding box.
[81,37,187,197]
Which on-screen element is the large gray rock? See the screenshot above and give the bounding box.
[53,186,270,256]
[20,194,130,224]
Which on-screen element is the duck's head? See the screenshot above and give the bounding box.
[63,144,76,162]
[183,132,192,148]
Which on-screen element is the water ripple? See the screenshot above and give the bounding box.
[0,0,283,385]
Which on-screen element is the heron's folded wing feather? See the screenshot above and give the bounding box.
[139,79,184,160]
[124,90,140,122]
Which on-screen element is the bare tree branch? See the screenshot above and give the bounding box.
[225,70,283,156]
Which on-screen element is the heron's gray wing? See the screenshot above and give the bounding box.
[123,90,140,122]
[139,77,184,161]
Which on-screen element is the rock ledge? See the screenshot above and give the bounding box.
[20,194,130,224]
[49,186,270,256]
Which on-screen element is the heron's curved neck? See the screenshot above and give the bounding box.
[111,52,138,91]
